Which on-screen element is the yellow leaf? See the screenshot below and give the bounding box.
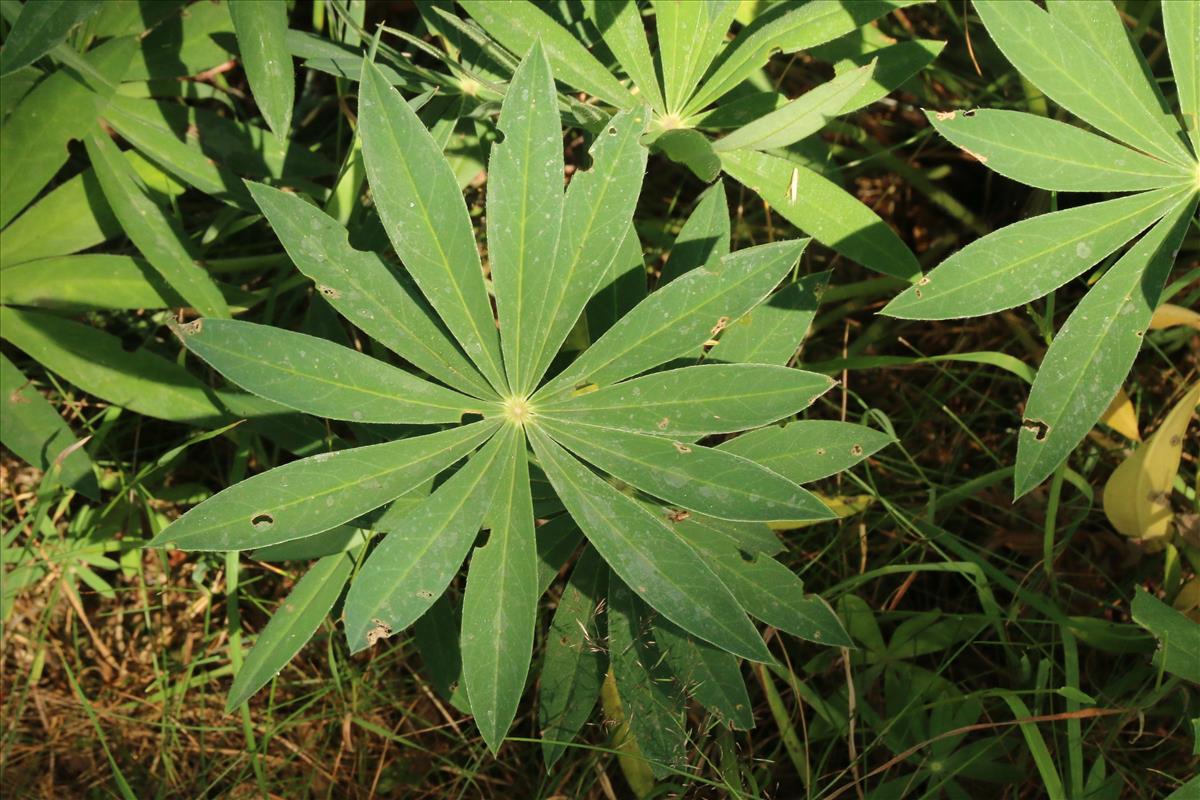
[1099,386,1140,441]
[1102,382,1200,546]
[1149,303,1200,331]
[768,492,874,530]
[600,670,656,799]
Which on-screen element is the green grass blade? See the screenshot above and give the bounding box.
[684,0,915,116]
[607,574,688,778]
[539,363,834,437]
[540,544,608,770]
[0,353,99,499]
[458,0,636,109]
[0,36,134,227]
[85,131,229,319]
[341,426,508,652]
[658,180,730,286]
[706,271,829,365]
[358,58,506,392]
[929,109,1191,192]
[720,149,920,280]
[591,0,666,114]
[672,515,851,646]
[718,420,895,484]
[712,62,874,153]
[245,182,493,399]
[883,186,1188,319]
[652,614,754,730]
[527,425,772,662]
[461,425,538,753]
[0,0,101,76]
[149,420,499,552]
[225,550,355,711]
[489,42,565,393]
[539,238,808,398]
[172,318,484,424]
[228,0,294,140]
[1014,195,1197,497]
[525,107,650,393]
[998,692,1066,800]
[1162,0,1200,155]
[973,0,1191,167]
[542,419,834,522]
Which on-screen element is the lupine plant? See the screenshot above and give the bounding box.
[454,0,936,281]
[882,0,1200,497]
[147,45,893,761]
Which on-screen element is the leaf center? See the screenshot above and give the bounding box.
[501,396,535,427]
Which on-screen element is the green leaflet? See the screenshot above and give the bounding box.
[125,0,236,80]
[1044,0,1178,139]
[928,109,1191,193]
[228,0,294,140]
[720,149,921,280]
[538,364,834,437]
[1131,589,1200,684]
[225,549,355,711]
[251,525,365,563]
[413,592,471,714]
[652,614,754,730]
[712,62,875,153]
[1,255,254,312]
[1163,0,1200,154]
[173,319,484,425]
[0,353,99,499]
[85,131,230,319]
[811,37,944,114]
[586,223,647,338]
[973,0,1191,168]
[527,425,772,662]
[540,419,833,523]
[0,0,101,76]
[707,271,829,365]
[461,424,538,753]
[654,0,738,116]
[534,515,584,594]
[245,182,493,399]
[718,420,896,484]
[653,128,721,182]
[459,0,636,109]
[683,0,918,115]
[489,41,565,393]
[0,36,134,227]
[540,544,608,770]
[342,425,507,652]
[149,420,499,552]
[883,186,1189,320]
[658,180,730,287]
[0,306,225,424]
[1014,196,1197,498]
[672,514,852,646]
[101,95,254,208]
[358,58,507,393]
[591,0,666,114]
[538,238,808,399]
[525,108,650,393]
[607,574,688,778]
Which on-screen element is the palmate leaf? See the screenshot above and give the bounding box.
[883,0,1200,496]
[460,0,925,280]
[150,47,885,761]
